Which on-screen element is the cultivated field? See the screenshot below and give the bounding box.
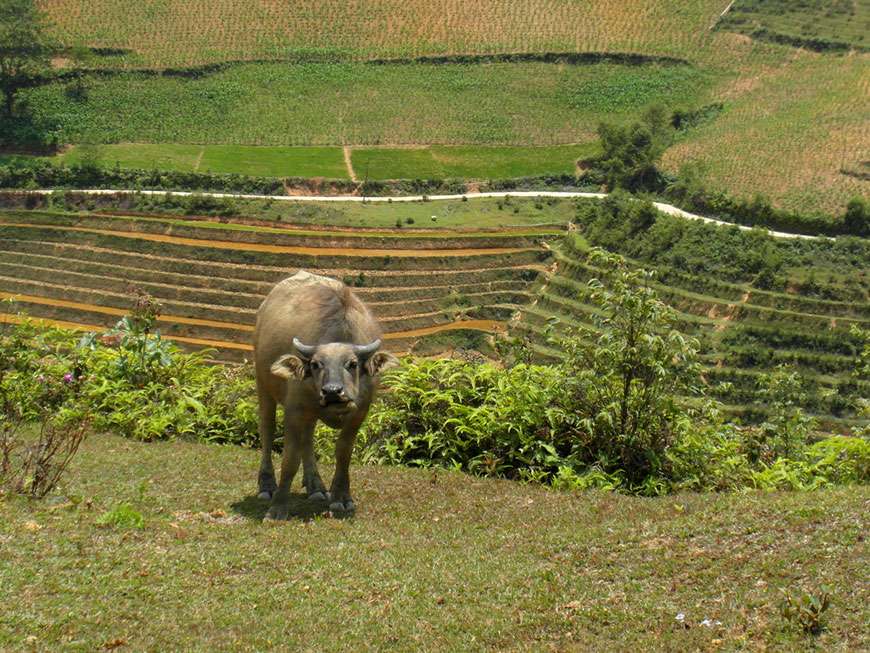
[0,199,866,424]
[20,1,867,213]
[38,0,727,68]
[51,143,598,181]
[508,211,869,427]
[25,62,710,147]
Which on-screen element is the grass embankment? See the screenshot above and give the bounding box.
[1,433,867,651]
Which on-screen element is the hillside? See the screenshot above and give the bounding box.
[6,1,863,213]
[1,432,868,651]
[0,196,866,426]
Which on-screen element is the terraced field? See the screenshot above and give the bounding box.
[1,205,865,425]
[0,210,552,360]
[512,234,869,429]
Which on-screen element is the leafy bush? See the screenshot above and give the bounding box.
[360,359,567,482]
[0,301,258,447]
[552,248,704,488]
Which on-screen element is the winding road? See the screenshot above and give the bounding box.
[21,189,825,240]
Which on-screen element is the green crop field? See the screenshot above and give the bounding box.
[56,144,350,179]
[24,62,710,146]
[352,144,599,180]
[48,143,599,181]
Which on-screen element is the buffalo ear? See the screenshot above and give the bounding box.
[365,351,399,376]
[270,354,307,380]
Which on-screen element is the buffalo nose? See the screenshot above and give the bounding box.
[321,383,344,397]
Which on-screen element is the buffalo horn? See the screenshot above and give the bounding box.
[292,338,317,358]
[352,339,381,357]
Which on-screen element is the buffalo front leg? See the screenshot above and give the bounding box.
[257,392,277,500]
[329,413,366,513]
[301,428,328,502]
[264,412,313,521]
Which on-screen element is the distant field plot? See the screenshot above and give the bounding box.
[57,144,203,171]
[352,144,598,180]
[38,0,726,68]
[56,144,349,178]
[24,62,710,146]
[662,53,870,214]
[718,0,870,50]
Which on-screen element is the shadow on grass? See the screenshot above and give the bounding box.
[230,492,341,522]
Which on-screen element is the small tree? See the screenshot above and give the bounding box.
[593,105,673,193]
[746,366,816,464]
[843,196,869,237]
[554,248,704,489]
[0,0,55,117]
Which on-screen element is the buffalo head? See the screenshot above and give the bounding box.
[270,338,398,410]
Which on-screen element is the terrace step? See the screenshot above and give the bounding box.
[0,243,541,292]
[3,210,554,250]
[0,223,548,271]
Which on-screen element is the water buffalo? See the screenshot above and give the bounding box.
[253,271,397,519]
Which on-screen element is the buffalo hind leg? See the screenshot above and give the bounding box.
[257,392,277,500]
[329,413,365,513]
[264,412,312,521]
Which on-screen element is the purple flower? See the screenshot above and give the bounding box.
[62,373,73,383]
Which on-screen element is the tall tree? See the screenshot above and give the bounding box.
[0,0,54,116]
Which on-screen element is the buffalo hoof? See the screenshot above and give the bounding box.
[257,491,272,501]
[264,503,290,521]
[329,499,355,513]
[308,491,329,502]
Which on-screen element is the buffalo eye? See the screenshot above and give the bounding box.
[310,360,322,371]
[346,360,358,371]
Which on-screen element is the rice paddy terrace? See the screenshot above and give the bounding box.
[0,203,866,427]
[0,209,553,359]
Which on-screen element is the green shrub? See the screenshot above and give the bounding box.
[552,248,704,489]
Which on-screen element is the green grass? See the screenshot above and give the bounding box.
[47,142,599,181]
[352,143,598,180]
[1,432,867,651]
[24,62,712,146]
[718,0,870,50]
[57,144,350,179]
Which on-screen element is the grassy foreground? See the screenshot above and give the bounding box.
[1,433,867,651]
